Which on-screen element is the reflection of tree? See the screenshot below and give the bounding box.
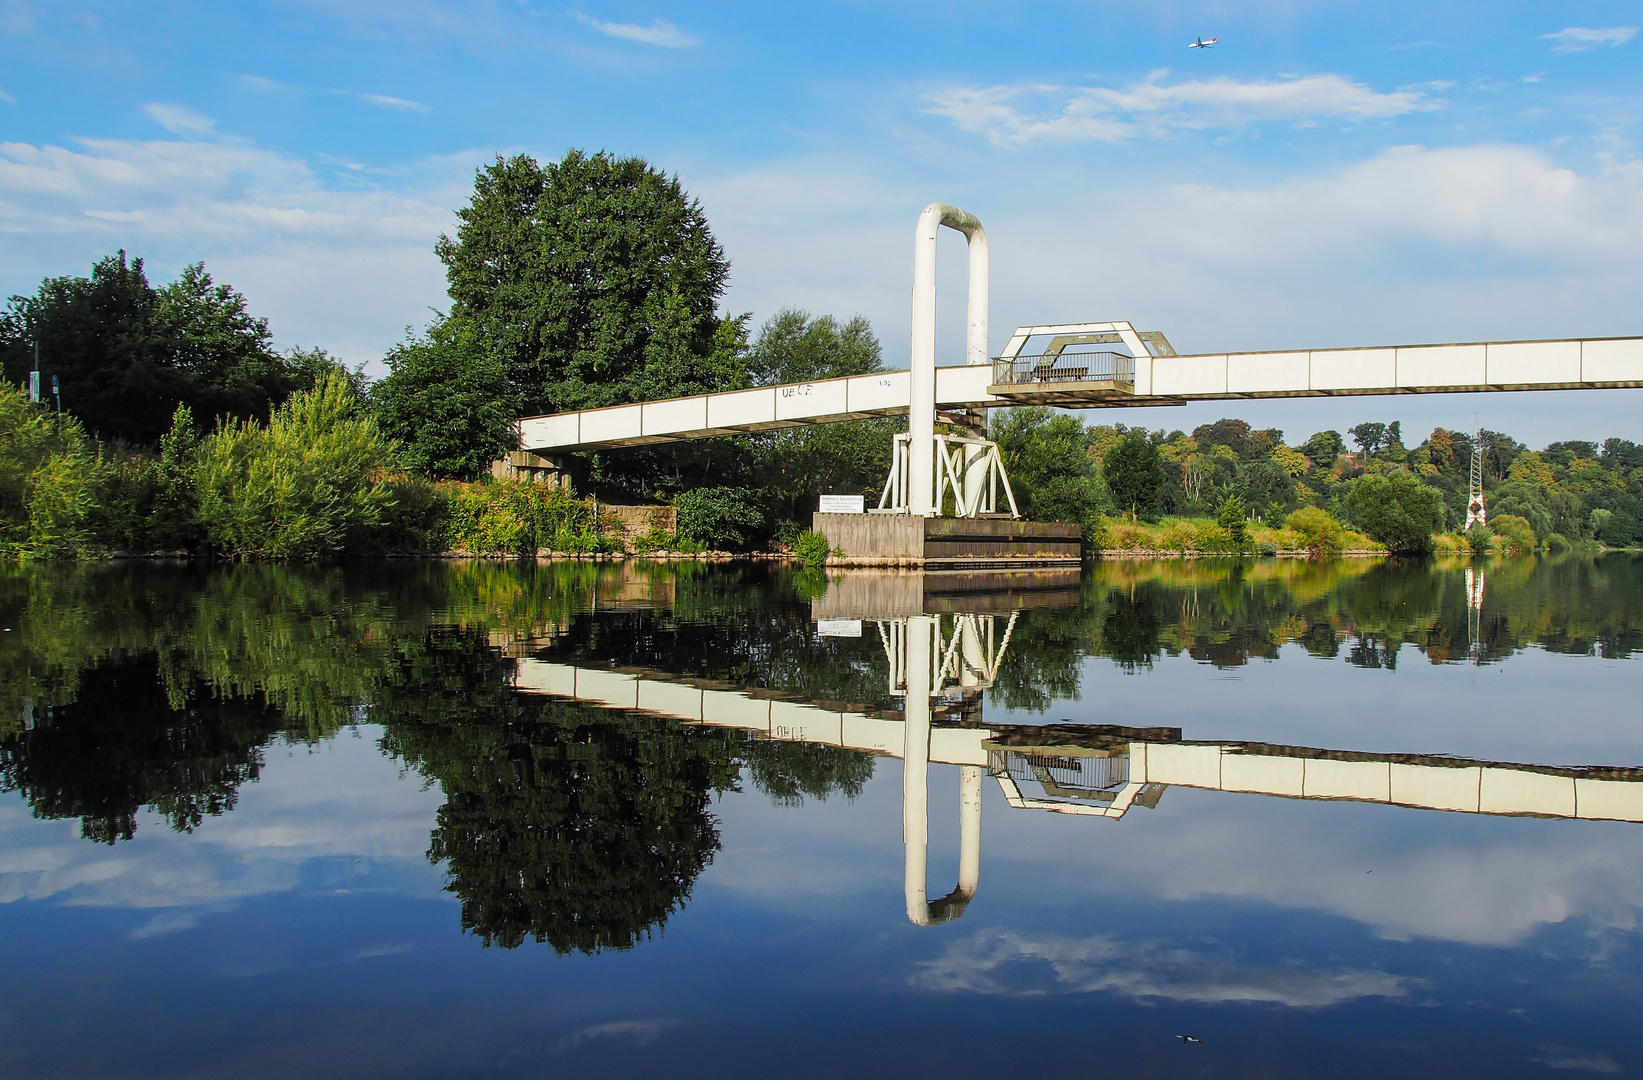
[377,629,744,954]
[990,578,1107,710]
[0,656,282,843]
[547,561,895,707]
[741,738,874,807]
[1102,584,1166,672]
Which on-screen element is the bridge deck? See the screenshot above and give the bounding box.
[517,336,1643,454]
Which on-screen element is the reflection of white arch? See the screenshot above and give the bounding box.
[900,616,985,925]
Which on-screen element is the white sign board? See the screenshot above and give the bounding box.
[817,619,863,638]
[818,494,865,514]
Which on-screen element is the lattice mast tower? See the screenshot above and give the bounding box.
[1465,425,1488,530]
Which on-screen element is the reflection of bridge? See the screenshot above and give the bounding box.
[513,610,1643,926]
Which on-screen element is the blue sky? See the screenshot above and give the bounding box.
[2,1,1642,442]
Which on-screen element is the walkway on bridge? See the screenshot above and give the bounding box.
[518,328,1643,455]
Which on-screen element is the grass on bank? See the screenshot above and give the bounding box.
[1094,508,1382,557]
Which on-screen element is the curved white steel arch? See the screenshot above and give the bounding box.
[909,203,988,516]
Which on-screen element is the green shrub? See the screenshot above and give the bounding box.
[676,486,765,551]
[1490,513,1537,556]
[1544,531,1571,552]
[1216,496,1248,547]
[793,529,829,567]
[1345,472,1445,554]
[372,477,449,552]
[1197,523,1236,553]
[773,519,807,548]
[438,481,613,555]
[1283,506,1345,557]
[0,381,104,558]
[194,372,396,559]
[1157,520,1200,553]
[25,440,101,558]
[1463,523,1494,556]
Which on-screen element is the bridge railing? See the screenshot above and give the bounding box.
[992,350,1136,388]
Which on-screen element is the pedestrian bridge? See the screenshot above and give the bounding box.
[517,327,1643,454]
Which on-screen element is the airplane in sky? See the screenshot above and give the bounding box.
[1189,35,1218,48]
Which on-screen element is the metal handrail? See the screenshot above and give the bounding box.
[992,350,1136,386]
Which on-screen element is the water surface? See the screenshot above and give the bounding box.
[2,555,1641,1078]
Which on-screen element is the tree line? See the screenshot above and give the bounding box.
[991,408,1643,556]
[0,151,896,557]
[4,147,1641,558]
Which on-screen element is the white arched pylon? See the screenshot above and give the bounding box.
[907,203,989,517]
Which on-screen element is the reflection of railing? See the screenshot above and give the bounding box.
[990,747,1131,803]
[992,350,1136,387]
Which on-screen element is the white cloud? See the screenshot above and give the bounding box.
[575,14,698,48]
[1542,26,1637,53]
[361,92,430,112]
[915,928,1410,1007]
[0,84,15,105]
[927,72,1432,147]
[0,135,463,365]
[141,102,218,137]
[702,142,1643,380]
[236,74,293,94]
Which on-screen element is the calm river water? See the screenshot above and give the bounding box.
[2,555,1642,1078]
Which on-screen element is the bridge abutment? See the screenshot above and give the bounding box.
[812,512,1081,567]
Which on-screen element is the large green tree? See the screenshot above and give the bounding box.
[1102,429,1168,521]
[0,255,310,444]
[371,316,519,479]
[437,151,741,416]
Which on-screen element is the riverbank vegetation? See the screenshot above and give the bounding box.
[5,148,1642,561]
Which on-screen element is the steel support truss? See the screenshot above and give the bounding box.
[876,432,1021,518]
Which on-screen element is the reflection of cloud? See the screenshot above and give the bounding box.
[129,909,210,940]
[1541,27,1637,53]
[990,776,1643,948]
[0,730,443,915]
[915,928,1409,1007]
[928,73,1431,147]
[556,1019,679,1052]
[1531,1045,1624,1073]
